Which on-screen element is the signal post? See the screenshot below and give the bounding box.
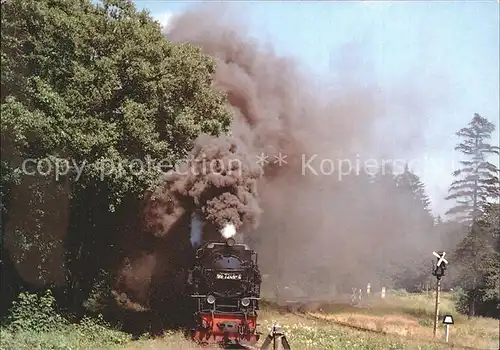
[431,251,448,338]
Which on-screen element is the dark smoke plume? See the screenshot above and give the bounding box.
[143,134,263,241]
[119,3,451,306]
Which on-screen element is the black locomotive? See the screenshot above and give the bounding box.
[187,236,262,346]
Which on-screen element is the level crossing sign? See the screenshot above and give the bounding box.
[433,251,448,267]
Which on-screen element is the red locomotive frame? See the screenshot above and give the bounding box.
[190,311,260,346]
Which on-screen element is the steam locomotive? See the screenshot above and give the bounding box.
[187,236,262,347]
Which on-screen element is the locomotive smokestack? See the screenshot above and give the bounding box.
[221,222,237,239]
[190,212,203,248]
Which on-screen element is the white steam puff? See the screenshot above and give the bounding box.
[221,222,236,239]
[190,212,203,248]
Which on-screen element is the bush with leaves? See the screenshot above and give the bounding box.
[3,289,67,332]
[451,203,500,318]
[452,287,469,314]
[1,289,133,349]
[76,313,131,345]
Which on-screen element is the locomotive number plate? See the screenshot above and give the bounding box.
[216,272,242,280]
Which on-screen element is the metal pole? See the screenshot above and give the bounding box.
[433,278,441,337]
[445,324,449,342]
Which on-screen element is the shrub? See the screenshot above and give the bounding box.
[0,290,132,349]
[3,289,68,332]
[452,287,469,315]
[76,314,131,345]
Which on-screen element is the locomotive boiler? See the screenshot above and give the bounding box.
[187,235,262,347]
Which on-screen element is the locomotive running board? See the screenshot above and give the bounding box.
[260,323,291,349]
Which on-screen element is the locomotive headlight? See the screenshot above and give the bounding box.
[206,295,216,304]
[241,298,250,307]
[226,237,236,247]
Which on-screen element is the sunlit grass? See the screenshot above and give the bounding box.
[256,311,442,350]
[270,291,499,350]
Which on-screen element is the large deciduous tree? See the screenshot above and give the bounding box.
[1,0,232,315]
[445,113,499,224]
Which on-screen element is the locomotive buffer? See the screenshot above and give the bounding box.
[260,323,291,350]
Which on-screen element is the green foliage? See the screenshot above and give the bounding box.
[75,314,131,345]
[453,285,499,319]
[1,290,132,349]
[445,113,500,224]
[0,321,132,350]
[3,289,67,332]
[1,0,232,202]
[452,287,470,315]
[81,269,113,313]
[1,0,233,309]
[0,160,22,244]
[451,203,500,318]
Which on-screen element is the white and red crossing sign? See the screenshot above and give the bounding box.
[433,251,448,267]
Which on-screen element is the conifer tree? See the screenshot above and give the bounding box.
[395,164,432,216]
[445,113,500,224]
[446,114,500,318]
[391,165,435,291]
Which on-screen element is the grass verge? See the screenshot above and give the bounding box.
[1,291,498,349]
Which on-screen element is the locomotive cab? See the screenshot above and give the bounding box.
[188,237,262,346]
